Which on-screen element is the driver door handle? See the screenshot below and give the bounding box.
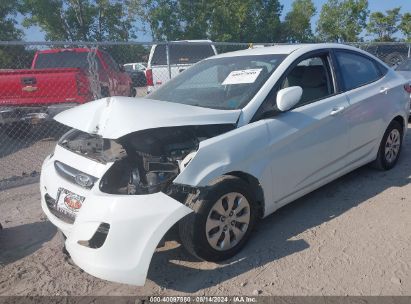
[330,106,345,116]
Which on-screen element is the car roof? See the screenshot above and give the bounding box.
[211,43,363,58]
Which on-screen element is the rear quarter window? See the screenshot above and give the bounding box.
[335,51,383,91]
[151,44,215,65]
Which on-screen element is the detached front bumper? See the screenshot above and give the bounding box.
[40,145,192,285]
[0,103,78,125]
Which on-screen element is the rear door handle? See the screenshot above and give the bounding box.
[380,87,389,94]
[330,106,345,116]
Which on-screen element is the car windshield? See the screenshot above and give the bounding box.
[147,54,287,110]
[396,59,411,71]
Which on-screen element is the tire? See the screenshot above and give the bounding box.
[4,123,32,139]
[372,120,403,170]
[179,175,257,261]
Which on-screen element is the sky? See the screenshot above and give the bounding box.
[19,0,411,42]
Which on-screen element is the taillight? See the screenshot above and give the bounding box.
[145,68,153,86]
[404,84,411,94]
[76,73,90,96]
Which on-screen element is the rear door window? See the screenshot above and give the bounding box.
[335,51,382,91]
[151,44,215,65]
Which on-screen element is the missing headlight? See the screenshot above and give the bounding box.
[99,125,234,195]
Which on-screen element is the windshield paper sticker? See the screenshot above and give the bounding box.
[222,69,262,85]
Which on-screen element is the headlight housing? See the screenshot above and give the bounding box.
[100,150,198,195]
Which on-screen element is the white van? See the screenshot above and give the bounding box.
[146,40,217,92]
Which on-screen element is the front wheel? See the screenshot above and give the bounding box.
[179,176,257,261]
[372,120,403,170]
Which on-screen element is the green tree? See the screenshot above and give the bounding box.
[399,12,411,41]
[145,0,283,42]
[283,0,316,42]
[178,0,211,39]
[21,0,141,41]
[0,1,27,69]
[0,0,23,40]
[367,7,402,42]
[144,0,184,41]
[317,0,369,42]
[208,0,283,42]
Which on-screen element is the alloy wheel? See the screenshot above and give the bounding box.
[205,192,251,251]
[385,129,401,163]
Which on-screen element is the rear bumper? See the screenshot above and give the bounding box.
[0,103,78,125]
[40,146,192,285]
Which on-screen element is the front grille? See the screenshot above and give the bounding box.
[44,193,75,224]
[54,161,97,189]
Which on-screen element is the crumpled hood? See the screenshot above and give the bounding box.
[54,97,241,139]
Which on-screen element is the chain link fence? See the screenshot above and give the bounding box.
[0,41,410,190]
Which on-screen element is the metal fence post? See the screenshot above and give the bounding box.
[408,43,411,58]
[166,41,172,80]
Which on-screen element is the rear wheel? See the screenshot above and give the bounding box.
[179,176,257,261]
[372,120,403,170]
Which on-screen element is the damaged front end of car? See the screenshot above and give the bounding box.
[60,124,234,198]
[41,97,240,285]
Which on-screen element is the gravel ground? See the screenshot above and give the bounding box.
[0,123,64,183]
[0,125,410,296]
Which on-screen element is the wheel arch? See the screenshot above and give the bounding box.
[223,171,265,219]
[392,115,406,134]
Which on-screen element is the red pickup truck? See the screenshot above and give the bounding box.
[0,48,132,137]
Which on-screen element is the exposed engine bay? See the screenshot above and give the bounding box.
[59,125,234,195]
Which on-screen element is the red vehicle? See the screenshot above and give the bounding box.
[0,48,132,137]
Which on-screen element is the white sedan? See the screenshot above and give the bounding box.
[40,43,410,285]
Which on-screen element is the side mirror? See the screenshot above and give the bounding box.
[276,86,303,112]
[119,64,125,72]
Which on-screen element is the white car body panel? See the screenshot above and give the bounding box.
[54,97,241,139]
[343,70,409,166]
[397,71,411,113]
[41,43,410,286]
[397,70,411,81]
[40,146,192,285]
[174,93,352,215]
